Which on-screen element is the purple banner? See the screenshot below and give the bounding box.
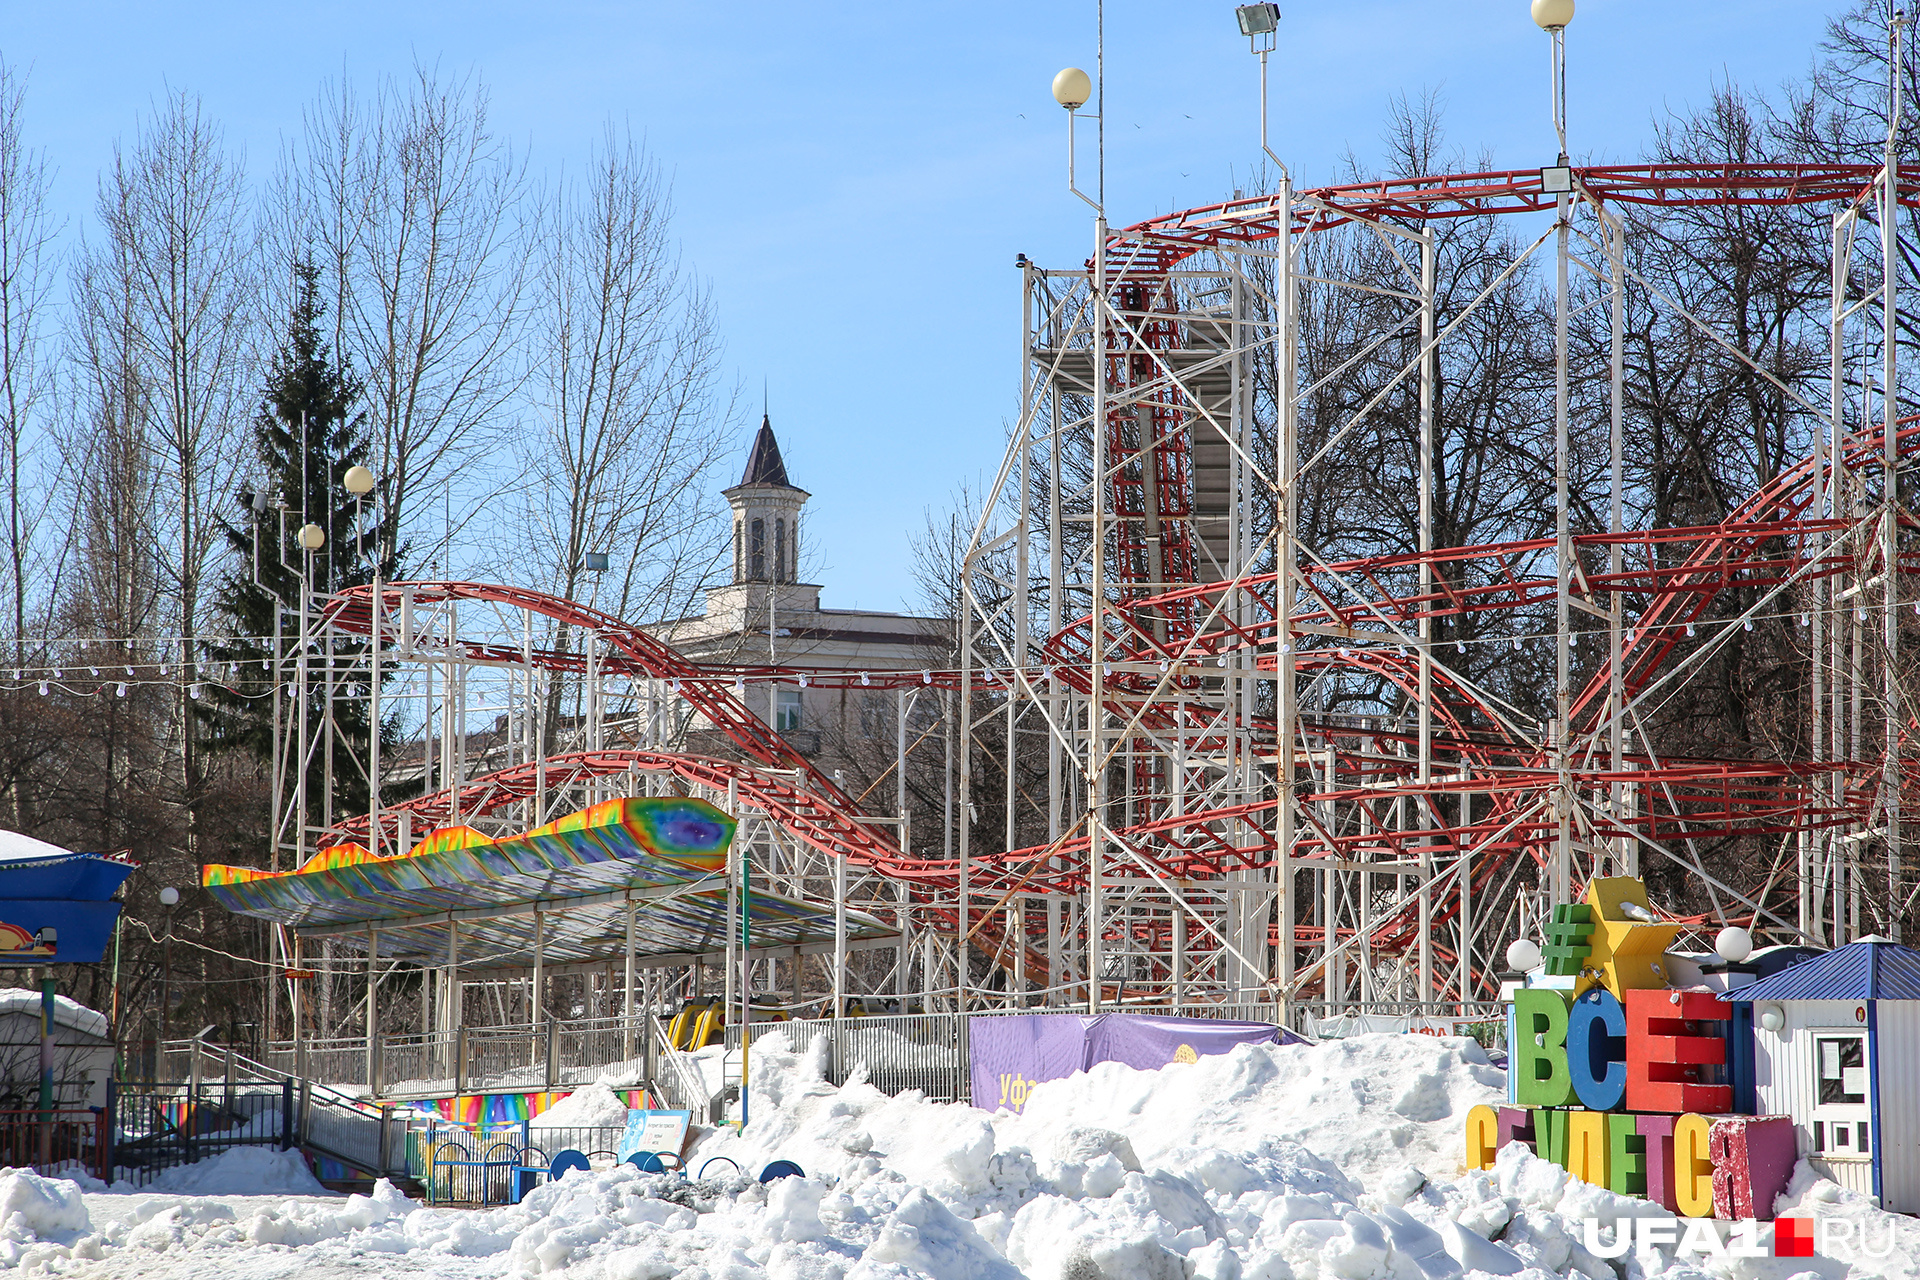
[969,1014,1092,1114]
[970,1013,1300,1113]
[1086,1014,1289,1072]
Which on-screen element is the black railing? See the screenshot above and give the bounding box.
[109,1080,294,1186]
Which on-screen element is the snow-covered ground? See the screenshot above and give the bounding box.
[0,1030,1913,1278]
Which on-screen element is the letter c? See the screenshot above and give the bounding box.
[1672,1113,1714,1219]
[1566,988,1627,1111]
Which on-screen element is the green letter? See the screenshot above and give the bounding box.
[1513,988,1574,1106]
[1606,1112,1646,1196]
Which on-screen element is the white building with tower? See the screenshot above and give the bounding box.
[647,417,948,758]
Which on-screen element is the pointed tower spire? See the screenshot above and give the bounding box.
[740,414,794,489]
[724,416,809,584]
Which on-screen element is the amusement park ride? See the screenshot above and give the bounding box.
[215,2,1920,1046]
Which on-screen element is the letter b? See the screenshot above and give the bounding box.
[1513,988,1574,1106]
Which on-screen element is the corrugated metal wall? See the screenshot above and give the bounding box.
[1753,999,1873,1201]
[1870,1002,1920,1213]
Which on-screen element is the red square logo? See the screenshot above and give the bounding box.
[1775,1217,1815,1258]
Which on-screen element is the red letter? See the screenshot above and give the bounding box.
[1624,988,1731,1113]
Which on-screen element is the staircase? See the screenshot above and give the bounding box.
[142,1042,414,1190]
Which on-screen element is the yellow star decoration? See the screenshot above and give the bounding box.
[1575,876,1681,998]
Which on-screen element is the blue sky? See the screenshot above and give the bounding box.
[8,1,1835,612]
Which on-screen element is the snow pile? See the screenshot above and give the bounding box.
[0,1030,1911,1277]
[0,1169,98,1269]
[532,1082,634,1130]
[0,989,109,1039]
[1010,1030,1497,1183]
[135,1146,329,1196]
[1440,1144,1920,1280]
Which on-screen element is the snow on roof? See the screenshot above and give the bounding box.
[0,989,109,1039]
[0,831,83,864]
[1721,938,1920,1003]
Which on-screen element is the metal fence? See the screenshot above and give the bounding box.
[111,1081,291,1185]
[230,999,1505,1116]
[0,1108,112,1182]
[1308,1001,1509,1051]
[147,1042,410,1182]
[261,1015,654,1099]
[731,1014,969,1101]
[408,1119,634,1204]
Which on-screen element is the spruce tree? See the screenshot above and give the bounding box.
[201,262,402,840]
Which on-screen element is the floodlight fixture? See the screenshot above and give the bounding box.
[1237,5,1287,173]
[583,552,610,572]
[1236,4,1280,39]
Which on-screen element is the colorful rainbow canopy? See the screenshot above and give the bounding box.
[201,796,889,968]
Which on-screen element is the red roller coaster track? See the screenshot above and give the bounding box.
[314,162,1918,1003]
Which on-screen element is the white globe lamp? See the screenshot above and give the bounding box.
[1531,0,1574,29]
[297,523,326,551]
[1715,927,1753,964]
[342,465,375,496]
[1506,938,1542,972]
[1052,68,1092,111]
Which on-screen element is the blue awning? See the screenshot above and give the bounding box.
[1721,939,1920,1003]
[0,836,134,965]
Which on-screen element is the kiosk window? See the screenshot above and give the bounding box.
[1816,1035,1866,1106]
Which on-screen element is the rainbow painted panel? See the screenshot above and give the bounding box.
[407,1089,653,1128]
[198,797,736,929]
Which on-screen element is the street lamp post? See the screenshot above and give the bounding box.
[158,887,179,1067]
[342,464,382,1091]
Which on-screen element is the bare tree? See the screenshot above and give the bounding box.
[509,127,735,747]
[75,91,256,857]
[282,65,531,567]
[517,127,734,621]
[0,61,58,671]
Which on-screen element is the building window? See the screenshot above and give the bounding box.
[776,688,802,732]
[1816,1034,1866,1105]
[790,516,799,581]
[775,519,787,584]
[750,518,766,580]
[1811,1030,1871,1160]
[734,520,744,582]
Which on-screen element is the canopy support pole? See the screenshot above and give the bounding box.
[365,924,378,1095]
[622,896,637,1061]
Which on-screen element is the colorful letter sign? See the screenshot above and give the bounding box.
[1512,988,1574,1106]
[1470,876,1795,1221]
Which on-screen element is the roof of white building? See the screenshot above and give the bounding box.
[1722,939,1920,1003]
[0,989,110,1039]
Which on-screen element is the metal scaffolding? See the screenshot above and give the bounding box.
[256,151,1920,1054]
